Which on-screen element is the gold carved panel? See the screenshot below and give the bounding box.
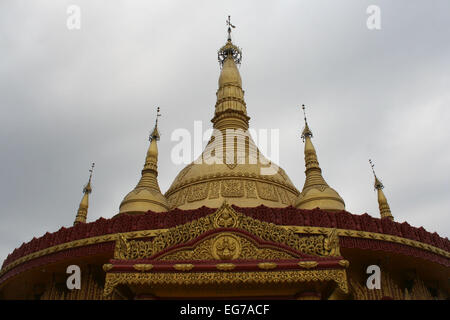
[256,182,279,202]
[221,180,244,197]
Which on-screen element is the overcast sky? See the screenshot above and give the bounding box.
[1,0,449,264]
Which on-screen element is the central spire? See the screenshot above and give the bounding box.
[165,19,300,210]
[212,16,249,131]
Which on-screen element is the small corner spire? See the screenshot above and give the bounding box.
[295,104,345,211]
[118,107,169,214]
[369,159,394,220]
[74,162,95,225]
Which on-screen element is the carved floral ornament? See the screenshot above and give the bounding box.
[103,203,349,296]
[103,269,349,297]
[112,202,342,261]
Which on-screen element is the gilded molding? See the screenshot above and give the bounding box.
[216,263,235,271]
[1,213,449,279]
[298,261,318,269]
[258,262,277,270]
[173,264,194,271]
[113,204,337,261]
[133,264,153,272]
[338,260,350,268]
[102,264,113,272]
[103,269,349,297]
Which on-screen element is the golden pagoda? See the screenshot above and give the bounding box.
[0,18,448,300]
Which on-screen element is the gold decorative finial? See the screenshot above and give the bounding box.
[84,162,94,193]
[150,107,161,141]
[369,159,383,190]
[369,159,394,220]
[218,16,242,66]
[74,162,95,225]
[301,104,313,141]
[226,15,235,41]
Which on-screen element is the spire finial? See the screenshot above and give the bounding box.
[74,162,94,225]
[83,162,94,194]
[369,159,383,190]
[88,162,94,181]
[369,159,394,220]
[226,15,235,41]
[302,104,308,126]
[150,107,161,141]
[218,16,242,66]
[301,104,313,141]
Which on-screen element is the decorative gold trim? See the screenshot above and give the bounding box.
[133,264,153,272]
[285,225,449,258]
[102,264,113,272]
[103,269,349,297]
[173,264,194,271]
[165,173,300,199]
[298,261,318,269]
[339,260,350,268]
[1,212,448,280]
[113,204,338,261]
[258,262,277,270]
[216,263,235,271]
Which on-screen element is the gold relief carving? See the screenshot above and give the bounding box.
[213,205,238,228]
[221,180,244,197]
[277,188,289,205]
[256,182,279,202]
[173,264,194,271]
[177,188,188,206]
[103,269,349,297]
[298,261,318,269]
[133,264,153,272]
[114,234,130,259]
[325,229,341,256]
[216,263,235,271]
[187,183,210,203]
[212,233,241,260]
[3,214,449,281]
[245,181,257,198]
[159,233,295,261]
[102,264,113,272]
[209,181,220,199]
[258,262,277,270]
[114,203,337,261]
[338,260,350,268]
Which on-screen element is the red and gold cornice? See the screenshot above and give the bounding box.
[1,205,449,287]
